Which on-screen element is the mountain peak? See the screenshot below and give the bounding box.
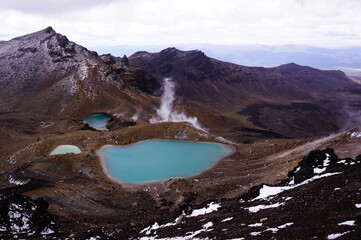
[6,27,62,46]
[159,47,186,59]
[278,62,302,68]
[161,47,179,52]
[0,27,94,94]
[160,47,205,57]
[43,26,56,34]
[130,48,207,62]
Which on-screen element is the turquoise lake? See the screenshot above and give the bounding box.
[83,113,111,130]
[50,145,81,155]
[98,140,234,184]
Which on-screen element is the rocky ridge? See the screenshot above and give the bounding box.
[0,27,158,117]
[130,47,352,104]
[130,47,359,140]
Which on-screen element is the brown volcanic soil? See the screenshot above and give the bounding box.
[1,111,361,239]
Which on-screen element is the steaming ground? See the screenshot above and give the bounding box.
[150,78,207,131]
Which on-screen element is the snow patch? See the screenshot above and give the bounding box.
[221,217,233,222]
[184,221,213,239]
[265,227,279,233]
[324,153,331,166]
[250,231,262,236]
[140,204,218,238]
[254,172,342,200]
[313,167,326,174]
[140,212,186,235]
[8,175,30,185]
[249,223,263,227]
[313,153,330,174]
[40,227,55,235]
[189,202,221,217]
[86,237,101,240]
[202,222,213,229]
[327,231,352,239]
[355,203,361,208]
[246,202,283,213]
[256,222,293,235]
[140,222,160,235]
[254,185,293,200]
[159,214,185,228]
[338,220,356,226]
[337,159,359,165]
[350,132,361,138]
[277,222,294,229]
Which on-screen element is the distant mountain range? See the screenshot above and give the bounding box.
[1,28,360,140]
[93,44,361,76]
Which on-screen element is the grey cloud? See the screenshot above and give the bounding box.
[325,32,358,37]
[0,0,119,14]
[0,0,360,47]
[0,34,13,40]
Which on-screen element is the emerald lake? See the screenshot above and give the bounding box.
[50,145,81,155]
[83,113,111,130]
[98,139,234,184]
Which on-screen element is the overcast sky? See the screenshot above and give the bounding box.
[0,0,360,49]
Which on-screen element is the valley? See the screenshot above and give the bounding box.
[0,28,361,239]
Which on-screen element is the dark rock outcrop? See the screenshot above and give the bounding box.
[80,123,97,131]
[286,148,338,184]
[106,116,136,131]
[100,54,117,65]
[241,148,358,200]
[0,193,59,239]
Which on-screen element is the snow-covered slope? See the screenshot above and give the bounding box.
[0,27,96,93]
[0,27,158,116]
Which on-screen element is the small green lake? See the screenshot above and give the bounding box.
[50,145,81,155]
[83,113,111,130]
[98,139,234,184]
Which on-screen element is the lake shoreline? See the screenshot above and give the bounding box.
[96,139,236,188]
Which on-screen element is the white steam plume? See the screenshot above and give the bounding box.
[343,105,361,129]
[150,78,207,131]
[131,108,141,121]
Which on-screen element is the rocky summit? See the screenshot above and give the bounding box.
[0,28,361,239]
[0,27,158,117]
